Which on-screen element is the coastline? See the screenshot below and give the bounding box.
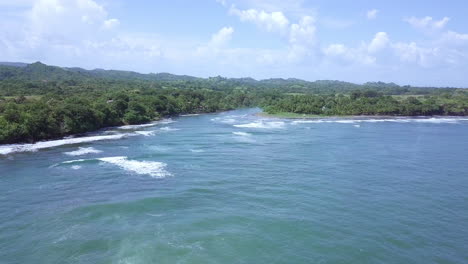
[256,112,468,120]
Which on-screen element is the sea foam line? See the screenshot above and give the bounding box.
[56,156,171,178]
[0,134,131,156]
[291,117,468,125]
[234,121,285,129]
[64,147,103,156]
[117,119,175,130]
[98,156,171,178]
[232,131,252,137]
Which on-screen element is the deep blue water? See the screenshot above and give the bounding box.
[1,108,468,263]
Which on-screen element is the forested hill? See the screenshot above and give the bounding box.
[0,62,467,144]
[0,62,463,94]
[0,62,199,82]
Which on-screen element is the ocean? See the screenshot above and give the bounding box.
[1,108,467,263]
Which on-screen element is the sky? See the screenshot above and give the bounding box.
[1,0,468,87]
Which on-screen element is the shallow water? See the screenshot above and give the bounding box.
[1,108,468,263]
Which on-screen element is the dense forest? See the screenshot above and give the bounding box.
[0,62,467,144]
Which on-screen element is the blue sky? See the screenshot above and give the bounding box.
[1,0,468,87]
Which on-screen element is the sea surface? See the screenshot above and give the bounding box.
[1,108,468,264]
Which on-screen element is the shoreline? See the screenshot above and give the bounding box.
[256,112,468,120]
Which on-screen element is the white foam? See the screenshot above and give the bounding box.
[354,124,361,128]
[232,131,252,137]
[159,127,179,132]
[118,119,175,130]
[190,149,205,153]
[180,114,200,117]
[61,159,89,164]
[220,118,237,124]
[211,115,245,124]
[0,134,130,156]
[118,123,157,130]
[135,131,155,136]
[412,118,468,123]
[159,119,176,125]
[71,165,82,170]
[64,147,103,156]
[98,156,171,178]
[291,117,468,125]
[234,121,285,129]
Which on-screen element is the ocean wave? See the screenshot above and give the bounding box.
[60,159,90,164]
[55,156,171,178]
[234,121,285,129]
[190,149,205,153]
[118,119,175,130]
[291,117,468,125]
[118,123,157,130]
[159,127,180,132]
[210,117,237,124]
[99,156,171,178]
[232,131,252,137]
[0,134,131,156]
[64,147,103,156]
[135,131,155,136]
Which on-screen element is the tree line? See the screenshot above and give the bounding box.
[0,62,467,144]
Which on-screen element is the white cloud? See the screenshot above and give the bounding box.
[404,16,450,31]
[368,32,389,53]
[367,9,378,20]
[102,18,120,30]
[392,42,441,67]
[229,6,289,33]
[2,0,468,86]
[323,43,376,65]
[289,15,316,45]
[441,31,468,46]
[210,26,234,47]
[323,32,390,65]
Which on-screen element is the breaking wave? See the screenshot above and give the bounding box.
[64,147,103,156]
[190,149,205,153]
[98,156,171,178]
[0,134,131,156]
[56,156,171,178]
[159,127,180,132]
[234,121,285,129]
[135,131,155,136]
[118,119,175,130]
[232,132,252,137]
[291,117,468,125]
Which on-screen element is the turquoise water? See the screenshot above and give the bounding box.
[1,108,468,264]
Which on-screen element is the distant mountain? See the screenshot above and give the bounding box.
[0,61,200,82]
[0,62,28,67]
[0,61,464,91]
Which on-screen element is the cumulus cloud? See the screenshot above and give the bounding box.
[229,5,289,33]
[2,0,468,86]
[323,43,375,65]
[289,16,316,45]
[404,16,450,31]
[322,32,390,65]
[367,9,378,20]
[368,32,389,53]
[210,26,234,47]
[392,42,441,67]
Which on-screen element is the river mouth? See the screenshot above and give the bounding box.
[1,108,468,263]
